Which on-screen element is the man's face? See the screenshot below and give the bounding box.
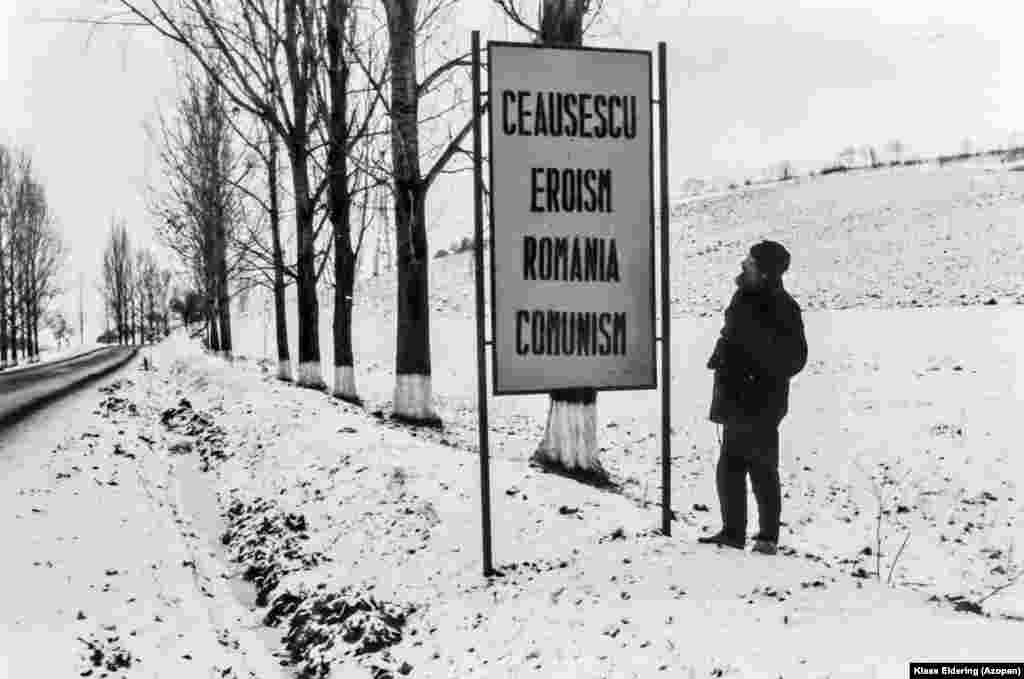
[736,254,762,291]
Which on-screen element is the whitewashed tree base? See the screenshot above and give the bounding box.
[297,361,326,390]
[393,374,439,423]
[534,399,604,475]
[277,359,293,382]
[332,365,359,402]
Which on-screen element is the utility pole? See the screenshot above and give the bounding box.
[78,273,85,345]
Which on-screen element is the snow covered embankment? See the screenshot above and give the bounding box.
[87,334,1021,679]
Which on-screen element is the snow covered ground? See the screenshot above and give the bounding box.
[6,317,1016,678]
[2,163,1022,678]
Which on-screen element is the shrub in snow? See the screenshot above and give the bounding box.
[221,497,326,606]
[97,396,138,418]
[159,398,230,471]
[76,633,135,677]
[221,493,416,677]
[276,586,416,679]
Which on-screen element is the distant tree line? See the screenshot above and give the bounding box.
[99,218,172,345]
[0,144,66,368]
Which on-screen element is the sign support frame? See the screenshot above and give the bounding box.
[471,30,495,577]
[471,34,674,575]
[658,41,672,537]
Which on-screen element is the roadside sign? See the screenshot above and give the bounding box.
[488,42,656,394]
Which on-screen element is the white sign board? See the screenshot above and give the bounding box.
[488,42,655,394]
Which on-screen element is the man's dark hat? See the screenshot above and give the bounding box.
[750,240,791,279]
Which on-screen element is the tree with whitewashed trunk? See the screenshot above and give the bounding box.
[490,0,610,483]
[372,0,474,424]
[117,0,327,389]
[317,0,386,404]
[233,121,295,381]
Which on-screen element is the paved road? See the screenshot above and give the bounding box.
[0,346,137,425]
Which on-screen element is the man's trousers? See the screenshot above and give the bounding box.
[716,421,781,543]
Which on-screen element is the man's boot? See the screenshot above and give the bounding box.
[697,531,745,549]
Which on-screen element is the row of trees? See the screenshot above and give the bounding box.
[113,0,610,477]
[100,218,173,345]
[119,0,472,417]
[151,69,241,357]
[0,144,66,368]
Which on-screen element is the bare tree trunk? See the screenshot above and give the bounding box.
[290,148,323,388]
[10,297,17,364]
[267,133,293,381]
[385,0,438,424]
[327,0,359,403]
[217,251,232,358]
[531,0,607,483]
[21,273,30,360]
[214,106,233,361]
[30,282,38,359]
[9,277,18,365]
[208,307,220,352]
[285,0,325,390]
[0,246,6,368]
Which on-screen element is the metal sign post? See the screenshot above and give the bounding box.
[471,31,495,577]
[658,42,672,536]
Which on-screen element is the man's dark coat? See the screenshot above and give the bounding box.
[708,283,808,426]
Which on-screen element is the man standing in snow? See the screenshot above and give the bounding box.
[699,240,808,555]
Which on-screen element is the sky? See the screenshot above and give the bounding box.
[2,0,1023,340]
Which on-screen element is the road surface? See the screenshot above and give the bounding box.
[0,346,137,425]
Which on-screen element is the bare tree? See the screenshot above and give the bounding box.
[150,67,243,356]
[862,145,879,169]
[115,0,329,387]
[838,145,859,169]
[0,146,65,364]
[316,0,387,403]
[46,310,72,349]
[226,109,295,380]
[369,0,477,423]
[102,217,133,345]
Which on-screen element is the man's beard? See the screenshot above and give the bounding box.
[736,272,757,291]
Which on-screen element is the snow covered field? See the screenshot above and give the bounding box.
[2,163,1022,678]
[5,315,1018,678]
